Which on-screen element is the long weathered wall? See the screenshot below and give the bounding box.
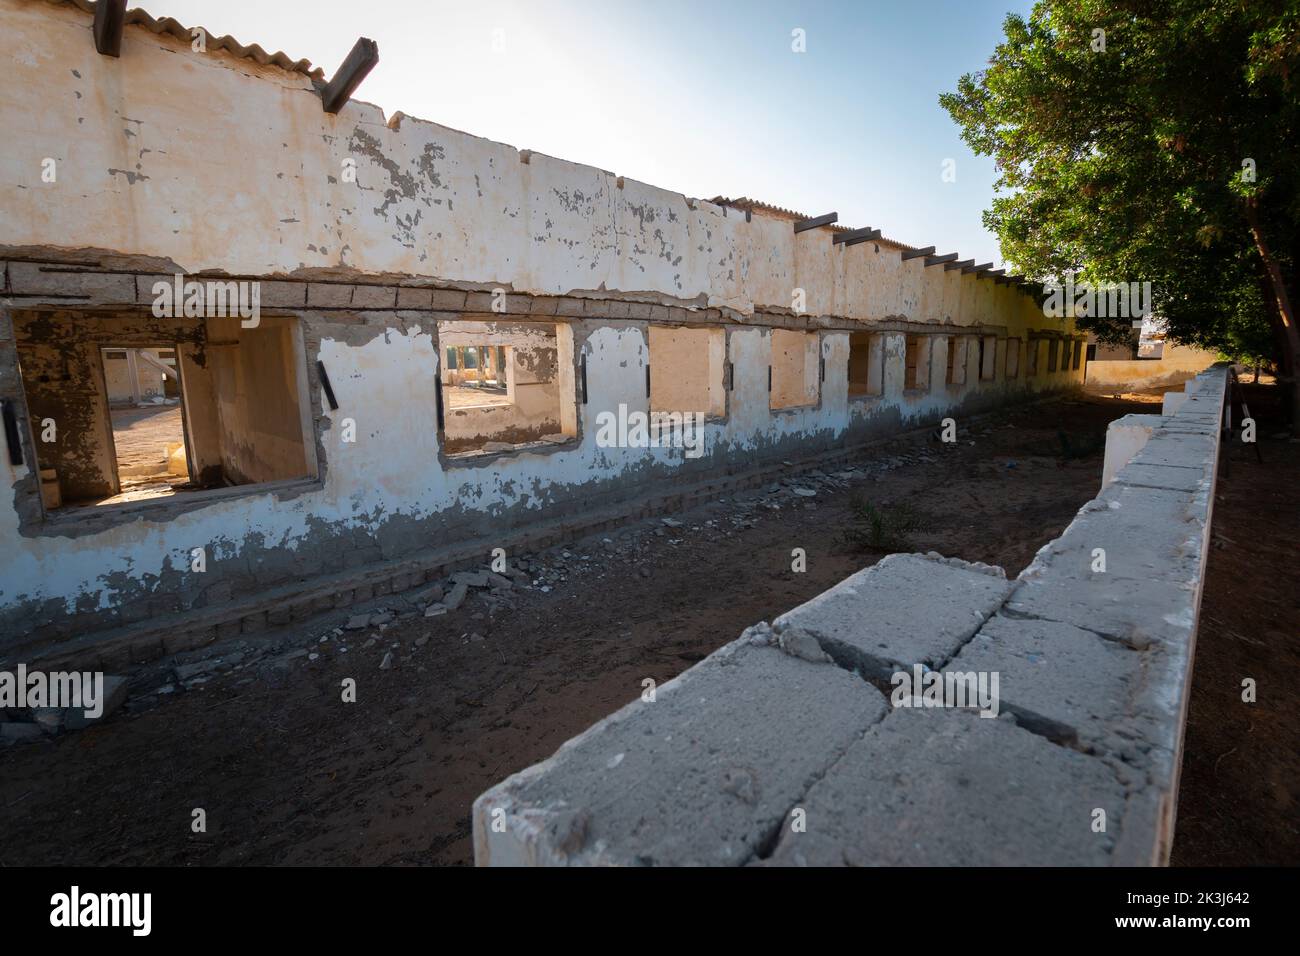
[1086,343,1218,391]
[0,0,1086,655]
[0,0,1067,327]
[473,367,1228,866]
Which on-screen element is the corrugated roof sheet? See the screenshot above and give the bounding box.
[47,0,324,79]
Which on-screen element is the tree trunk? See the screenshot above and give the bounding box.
[1246,198,1300,432]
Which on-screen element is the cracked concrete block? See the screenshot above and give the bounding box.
[763,709,1127,866]
[1129,430,1218,472]
[259,280,308,308]
[307,283,354,308]
[428,289,467,310]
[472,636,888,866]
[773,553,1013,681]
[945,614,1178,781]
[1025,482,1207,587]
[395,287,434,309]
[1004,566,1197,649]
[350,284,397,308]
[1113,462,1207,493]
[8,263,135,301]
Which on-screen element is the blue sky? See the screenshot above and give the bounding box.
[151,0,1033,267]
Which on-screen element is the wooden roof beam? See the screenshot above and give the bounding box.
[841,228,882,247]
[322,37,380,114]
[832,226,879,246]
[924,253,959,267]
[794,212,837,233]
[94,0,127,57]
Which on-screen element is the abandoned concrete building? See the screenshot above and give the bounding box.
[0,0,1087,666]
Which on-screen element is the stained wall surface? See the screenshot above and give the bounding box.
[0,0,1086,651]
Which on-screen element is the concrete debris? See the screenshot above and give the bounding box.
[776,626,831,664]
[174,659,220,682]
[444,582,470,610]
[64,676,129,730]
[2,722,43,745]
[408,584,445,605]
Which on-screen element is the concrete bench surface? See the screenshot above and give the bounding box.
[472,633,888,866]
[472,366,1228,866]
[773,552,1013,681]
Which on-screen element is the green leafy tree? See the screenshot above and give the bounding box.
[941,0,1300,426]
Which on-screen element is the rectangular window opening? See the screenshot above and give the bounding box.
[1006,338,1021,379]
[979,335,997,381]
[13,312,317,513]
[903,334,932,392]
[945,336,967,386]
[437,320,576,458]
[848,332,883,398]
[648,325,726,428]
[769,329,820,410]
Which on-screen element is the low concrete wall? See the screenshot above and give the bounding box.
[1086,343,1218,392]
[472,366,1228,866]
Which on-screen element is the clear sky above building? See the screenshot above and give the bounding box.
[151,0,1034,267]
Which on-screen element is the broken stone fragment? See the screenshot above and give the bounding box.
[174,659,219,682]
[31,707,65,734]
[379,651,394,670]
[63,676,129,730]
[452,570,490,588]
[444,582,470,610]
[775,626,831,664]
[1,722,43,745]
[344,614,370,631]
[408,584,445,605]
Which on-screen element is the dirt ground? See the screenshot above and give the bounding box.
[444,383,510,408]
[1170,383,1300,865]
[1,390,1293,866]
[109,404,184,477]
[70,403,191,508]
